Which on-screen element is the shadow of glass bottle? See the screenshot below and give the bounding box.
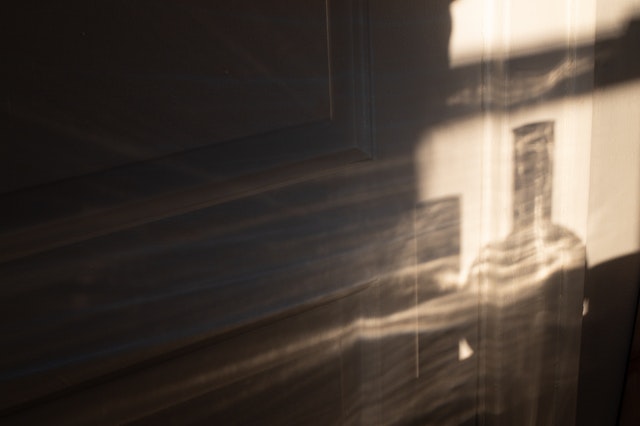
[468,121,585,426]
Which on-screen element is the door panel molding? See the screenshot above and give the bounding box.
[0,0,373,261]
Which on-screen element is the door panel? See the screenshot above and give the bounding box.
[2,285,372,425]
[0,174,414,412]
[1,1,472,424]
[1,0,372,264]
[2,0,372,194]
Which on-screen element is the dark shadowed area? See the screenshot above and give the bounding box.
[1,1,640,425]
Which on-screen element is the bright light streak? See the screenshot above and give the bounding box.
[583,297,590,317]
[450,0,597,67]
[459,337,474,361]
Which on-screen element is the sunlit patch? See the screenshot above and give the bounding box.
[583,297,589,317]
[458,337,474,361]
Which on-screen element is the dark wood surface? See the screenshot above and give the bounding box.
[1,0,372,194]
[2,1,639,424]
[0,1,462,423]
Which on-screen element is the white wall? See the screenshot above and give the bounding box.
[417,0,640,272]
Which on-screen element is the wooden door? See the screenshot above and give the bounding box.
[1,1,475,424]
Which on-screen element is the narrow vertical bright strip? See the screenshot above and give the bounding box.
[479,1,497,418]
[556,0,594,243]
[412,207,420,378]
[480,0,498,248]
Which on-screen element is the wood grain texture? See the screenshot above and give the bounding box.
[0,1,475,424]
[1,0,362,191]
